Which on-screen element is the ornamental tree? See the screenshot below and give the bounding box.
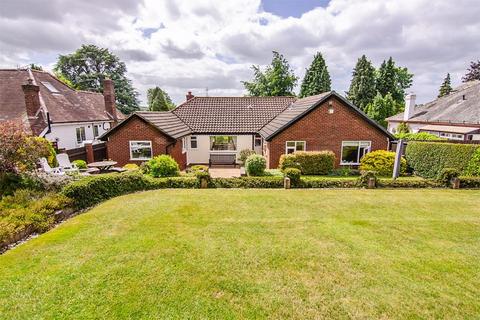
[299,52,331,97]
[438,73,453,98]
[347,55,377,112]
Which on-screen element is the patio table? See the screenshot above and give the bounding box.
[87,161,118,173]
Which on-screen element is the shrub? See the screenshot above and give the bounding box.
[459,176,480,188]
[245,154,266,176]
[357,170,377,187]
[189,165,209,173]
[147,155,180,178]
[22,171,74,192]
[279,151,335,175]
[395,132,445,141]
[437,168,460,186]
[284,168,301,185]
[359,150,406,176]
[278,154,301,171]
[140,162,151,174]
[405,142,479,178]
[376,177,443,188]
[239,149,256,165]
[330,167,360,176]
[73,160,88,169]
[123,163,139,171]
[464,147,480,176]
[298,176,358,188]
[211,177,283,188]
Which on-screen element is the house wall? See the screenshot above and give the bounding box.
[266,96,390,168]
[46,121,112,150]
[185,134,253,164]
[105,117,171,167]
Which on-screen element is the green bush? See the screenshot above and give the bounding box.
[376,178,443,188]
[357,170,377,187]
[459,176,480,188]
[464,147,480,176]
[395,132,445,141]
[123,163,139,171]
[437,168,460,186]
[147,155,180,178]
[298,176,358,188]
[239,149,256,164]
[359,150,406,176]
[405,142,479,178]
[279,151,335,175]
[284,168,301,185]
[73,160,87,169]
[245,154,266,176]
[211,177,283,188]
[278,154,301,171]
[189,165,209,173]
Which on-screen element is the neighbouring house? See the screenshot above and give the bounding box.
[0,68,123,150]
[101,91,393,169]
[387,81,480,141]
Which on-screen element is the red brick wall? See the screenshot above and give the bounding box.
[106,117,171,166]
[167,139,187,170]
[266,96,390,168]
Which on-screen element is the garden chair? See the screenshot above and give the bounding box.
[38,157,65,175]
[56,154,79,173]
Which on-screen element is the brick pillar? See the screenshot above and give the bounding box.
[22,78,41,118]
[85,142,94,163]
[103,78,118,125]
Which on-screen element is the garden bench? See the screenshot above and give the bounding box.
[209,153,237,167]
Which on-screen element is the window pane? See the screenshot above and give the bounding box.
[191,136,197,149]
[210,136,236,151]
[286,141,295,147]
[131,142,152,159]
[296,141,305,151]
[93,125,99,137]
[342,145,359,163]
[286,148,295,154]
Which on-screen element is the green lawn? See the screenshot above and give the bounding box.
[1,189,479,319]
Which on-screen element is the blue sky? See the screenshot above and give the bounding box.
[262,0,330,17]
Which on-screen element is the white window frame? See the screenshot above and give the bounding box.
[93,124,101,138]
[340,141,371,165]
[182,137,187,153]
[209,135,237,152]
[285,141,306,154]
[76,127,86,145]
[129,140,153,161]
[190,136,198,149]
[254,135,262,147]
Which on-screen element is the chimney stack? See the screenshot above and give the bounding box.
[22,78,41,118]
[186,91,194,101]
[403,93,416,121]
[103,78,118,125]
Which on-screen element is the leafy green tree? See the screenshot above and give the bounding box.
[242,51,298,96]
[438,73,453,98]
[54,44,140,114]
[376,57,413,106]
[29,63,43,71]
[147,87,175,111]
[365,93,396,127]
[347,55,377,111]
[299,52,331,97]
[396,122,410,134]
[462,60,480,82]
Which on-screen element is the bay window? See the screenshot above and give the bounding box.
[129,141,152,160]
[285,141,305,154]
[210,136,237,151]
[341,141,371,165]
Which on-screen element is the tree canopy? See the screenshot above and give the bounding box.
[347,55,377,112]
[365,93,396,128]
[299,52,331,98]
[242,51,298,96]
[147,87,176,111]
[462,60,480,82]
[54,44,140,114]
[438,73,453,98]
[376,57,413,107]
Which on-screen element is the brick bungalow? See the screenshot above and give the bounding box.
[101,91,393,169]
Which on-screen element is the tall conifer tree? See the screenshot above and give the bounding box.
[347,55,377,111]
[299,52,331,97]
[438,73,453,98]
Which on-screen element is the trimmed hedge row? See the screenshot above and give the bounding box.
[298,177,358,188]
[211,176,283,188]
[405,142,480,178]
[459,177,480,188]
[279,151,335,175]
[377,178,443,188]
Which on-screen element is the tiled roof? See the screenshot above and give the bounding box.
[419,124,480,134]
[136,112,191,139]
[387,80,480,125]
[259,93,330,139]
[0,69,123,136]
[172,96,296,133]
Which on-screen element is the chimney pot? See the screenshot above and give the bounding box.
[22,79,41,118]
[186,91,194,101]
[403,93,416,122]
[103,78,118,125]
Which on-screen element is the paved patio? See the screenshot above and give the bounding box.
[209,167,242,178]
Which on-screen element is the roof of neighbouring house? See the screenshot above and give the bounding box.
[419,124,480,134]
[172,96,296,133]
[0,68,123,135]
[260,91,393,140]
[387,80,480,125]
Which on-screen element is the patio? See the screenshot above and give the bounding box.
[209,167,242,178]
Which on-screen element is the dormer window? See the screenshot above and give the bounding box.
[41,81,60,93]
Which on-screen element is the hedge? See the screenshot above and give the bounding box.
[62,173,198,209]
[279,151,335,175]
[298,176,358,188]
[459,177,480,188]
[376,178,443,188]
[405,142,480,178]
[211,177,284,188]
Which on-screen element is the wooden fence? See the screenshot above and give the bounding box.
[64,142,108,162]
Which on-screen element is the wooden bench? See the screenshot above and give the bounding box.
[209,153,237,167]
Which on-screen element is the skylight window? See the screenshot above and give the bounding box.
[41,81,60,93]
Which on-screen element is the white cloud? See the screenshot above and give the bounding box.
[0,0,479,106]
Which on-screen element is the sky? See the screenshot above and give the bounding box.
[1,0,479,106]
